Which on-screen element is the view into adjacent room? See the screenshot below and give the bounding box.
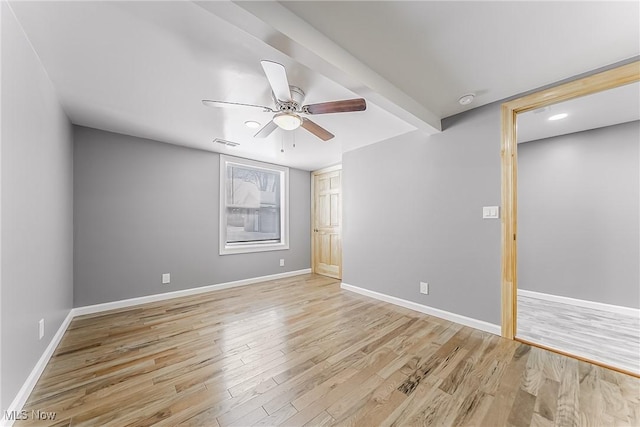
[516,82,640,375]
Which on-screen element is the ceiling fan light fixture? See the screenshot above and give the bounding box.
[273,113,302,130]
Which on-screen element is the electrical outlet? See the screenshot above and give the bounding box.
[162,273,171,285]
[420,282,429,295]
[279,259,285,267]
[39,319,45,340]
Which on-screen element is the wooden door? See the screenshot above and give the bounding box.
[312,166,342,279]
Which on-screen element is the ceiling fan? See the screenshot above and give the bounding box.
[202,60,366,141]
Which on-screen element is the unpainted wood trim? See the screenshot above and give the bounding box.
[502,62,640,115]
[312,164,342,175]
[501,61,640,340]
[311,171,316,274]
[338,169,343,279]
[501,103,518,339]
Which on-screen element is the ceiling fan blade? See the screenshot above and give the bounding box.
[301,118,334,141]
[202,100,273,112]
[254,120,279,138]
[303,98,366,115]
[261,60,292,102]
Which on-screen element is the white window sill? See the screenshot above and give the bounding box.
[220,242,289,255]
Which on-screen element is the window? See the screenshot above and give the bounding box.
[219,155,289,255]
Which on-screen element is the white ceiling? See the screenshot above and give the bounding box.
[518,81,640,143]
[8,1,414,171]
[8,1,640,171]
[278,1,640,118]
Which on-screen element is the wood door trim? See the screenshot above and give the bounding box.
[311,165,343,277]
[313,164,342,175]
[500,61,640,339]
[311,170,316,274]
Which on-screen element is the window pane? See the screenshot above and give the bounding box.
[226,164,281,244]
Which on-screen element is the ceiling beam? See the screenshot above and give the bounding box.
[195,0,441,134]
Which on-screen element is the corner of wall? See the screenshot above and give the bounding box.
[1,2,74,416]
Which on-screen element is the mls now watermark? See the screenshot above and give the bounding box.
[3,409,57,421]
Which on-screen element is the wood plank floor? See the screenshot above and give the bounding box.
[517,294,640,376]
[15,274,640,426]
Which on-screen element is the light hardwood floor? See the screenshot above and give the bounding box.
[517,294,640,376]
[16,274,640,426]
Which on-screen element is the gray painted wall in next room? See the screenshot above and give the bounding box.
[73,126,311,307]
[1,3,74,412]
[518,121,640,307]
[343,103,503,326]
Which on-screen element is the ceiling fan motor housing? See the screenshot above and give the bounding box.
[274,86,305,112]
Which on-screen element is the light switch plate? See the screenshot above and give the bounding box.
[483,206,500,219]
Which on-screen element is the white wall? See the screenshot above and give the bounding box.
[1,2,74,412]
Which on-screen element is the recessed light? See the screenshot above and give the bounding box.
[458,93,475,106]
[548,113,568,121]
[244,120,261,129]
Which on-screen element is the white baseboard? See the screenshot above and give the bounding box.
[340,283,501,336]
[73,269,312,317]
[3,310,74,427]
[2,269,311,426]
[518,289,640,318]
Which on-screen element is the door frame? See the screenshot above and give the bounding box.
[500,61,640,339]
[311,164,342,278]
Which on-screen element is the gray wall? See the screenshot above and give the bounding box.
[73,126,311,306]
[1,3,74,412]
[518,121,640,307]
[343,103,502,325]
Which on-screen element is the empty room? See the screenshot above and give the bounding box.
[1,1,639,426]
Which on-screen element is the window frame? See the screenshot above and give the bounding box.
[219,154,289,255]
